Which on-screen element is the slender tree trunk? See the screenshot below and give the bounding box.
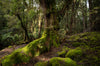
[83,12,86,32]
[70,2,75,33]
[24,28,29,41]
[83,0,88,32]
[38,13,42,38]
[16,14,29,41]
[88,0,94,31]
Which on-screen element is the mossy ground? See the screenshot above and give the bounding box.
[1,31,60,66]
[65,32,100,66]
[56,32,100,66]
[1,32,100,66]
[65,47,83,61]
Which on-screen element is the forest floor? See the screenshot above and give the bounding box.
[0,32,100,66]
[0,42,65,66]
[0,44,27,59]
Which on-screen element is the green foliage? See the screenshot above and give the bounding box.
[11,0,24,15]
[28,9,36,20]
[65,47,83,61]
[0,32,23,48]
[0,6,7,30]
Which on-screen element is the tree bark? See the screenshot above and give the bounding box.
[91,0,100,31]
[88,0,94,31]
[38,13,42,38]
[16,14,29,41]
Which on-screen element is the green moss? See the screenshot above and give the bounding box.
[79,55,100,66]
[1,31,60,66]
[34,61,48,66]
[68,32,100,42]
[81,32,100,41]
[72,42,85,47]
[8,46,13,48]
[65,47,83,61]
[58,51,66,57]
[62,46,70,51]
[65,32,100,65]
[49,57,77,66]
[2,49,30,66]
[50,31,60,48]
[58,46,70,57]
[35,57,77,66]
[69,35,80,41]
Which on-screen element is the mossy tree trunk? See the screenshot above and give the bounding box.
[39,0,73,48]
[39,0,59,48]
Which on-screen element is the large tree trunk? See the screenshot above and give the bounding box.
[39,0,59,48]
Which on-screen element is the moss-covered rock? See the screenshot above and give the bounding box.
[71,42,85,47]
[58,50,66,57]
[57,46,70,57]
[65,32,100,65]
[69,35,80,41]
[49,57,77,66]
[2,50,30,66]
[65,47,83,61]
[79,55,100,66]
[34,61,48,66]
[34,57,77,66]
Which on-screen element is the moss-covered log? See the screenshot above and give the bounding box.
[1,30,60,66]
[1,32,46,66]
